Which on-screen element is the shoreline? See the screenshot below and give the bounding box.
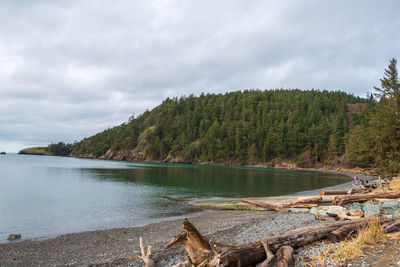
[0,169,373,266]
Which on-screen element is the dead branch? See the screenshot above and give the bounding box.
[137,237,155,267]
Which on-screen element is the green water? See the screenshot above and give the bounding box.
[0,153,349,242]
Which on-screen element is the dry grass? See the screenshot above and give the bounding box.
[324,217,387,263]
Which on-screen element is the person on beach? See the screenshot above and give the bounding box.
[354,175,359,185]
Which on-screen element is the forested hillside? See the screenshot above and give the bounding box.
[71,89,369,166]
[346,58,400,174]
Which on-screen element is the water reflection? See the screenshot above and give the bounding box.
[0,155,350,242]
[80,162,350,198]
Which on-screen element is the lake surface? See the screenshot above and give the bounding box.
[0,153,349,242]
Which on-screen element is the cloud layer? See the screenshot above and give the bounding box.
[0,0,399,152]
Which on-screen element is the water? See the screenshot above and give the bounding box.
[0,153,349,242]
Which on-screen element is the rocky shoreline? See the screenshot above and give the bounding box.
[0,171,374,266]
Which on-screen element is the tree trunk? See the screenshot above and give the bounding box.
[241,196,327,211]
[241,198,288,212]
[333,191,400,206]
[320,189,369,195]
[165,217,400,266]
[259,240,294,267]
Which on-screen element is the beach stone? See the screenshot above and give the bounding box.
[7,234,21,241]
[382,200,400,218]
[288,208,310,213]
[362,200,381,217]
[324,205,347,217]
[382,200,400,211]
[310,205,347,217]
[310,207,327,217]
[345,202,363,211]
[347,209,364,217]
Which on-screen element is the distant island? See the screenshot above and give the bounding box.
[18,147,51,156]
[20,58,400,175]
[0,151,6,155]
[18,142,73,156]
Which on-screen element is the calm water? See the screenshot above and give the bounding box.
[0,154,349,242]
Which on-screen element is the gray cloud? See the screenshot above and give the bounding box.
[0,0,399,152]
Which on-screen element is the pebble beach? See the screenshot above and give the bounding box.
[0,171,370,266]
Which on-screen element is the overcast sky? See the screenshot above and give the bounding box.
[0,0,399,152]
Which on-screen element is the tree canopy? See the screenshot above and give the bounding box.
[346,58,400,174]
[72,89,369,166]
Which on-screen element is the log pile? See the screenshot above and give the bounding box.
[146,217,400,267]
[332,191,400,206]
[137,178,400,266]
[241,191,400,221]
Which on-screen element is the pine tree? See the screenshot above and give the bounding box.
[374,58,400,115]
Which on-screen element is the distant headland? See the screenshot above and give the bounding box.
[18,147,51,156]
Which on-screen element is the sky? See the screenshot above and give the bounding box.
[0,0,399,152]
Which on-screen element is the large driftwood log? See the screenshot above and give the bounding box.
[329,217,400,241]
[241,197,326,211]
[241,198,288,212]
[320,189,369,195]
[259,240,294,267]
[281,196,325,208]
[333,191,400,206]
[165,217,400,266]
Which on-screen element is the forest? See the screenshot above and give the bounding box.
[68,58,399,174]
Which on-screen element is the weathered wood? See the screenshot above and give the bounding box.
[259,240,293,267]
[328,222,367,241]
[333,191,400,206]
[165,218,212,266]
[287,203,318,208]
[383,220,400,233]
[241,198,289,212]
[315,214,336,221]
[329,218,400,242]
[281,196,323,208]
[290,196,322,204]
[165,217,400,266]
[137,237,156,267]
[320,189,369,195]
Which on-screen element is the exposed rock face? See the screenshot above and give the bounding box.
[98,149,144,161]
[362,200,381,218]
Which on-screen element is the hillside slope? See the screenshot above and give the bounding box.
[71,89,369,166]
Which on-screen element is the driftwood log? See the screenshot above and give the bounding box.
[164,217,400,266]
[319,189,369,195]
[241,196,327,211]
[259,241,294,267]
[241,198,288,212]
[333,191,400,206]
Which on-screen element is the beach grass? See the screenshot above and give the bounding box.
[325,217,387,263]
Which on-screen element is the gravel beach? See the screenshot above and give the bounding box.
[0,171,370,266]
[0,210,321,266]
